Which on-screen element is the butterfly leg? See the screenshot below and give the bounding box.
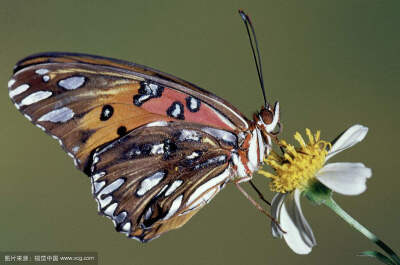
[234,180,285,233]
[249,180,271,206]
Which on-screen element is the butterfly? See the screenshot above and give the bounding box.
[7,11,280,242]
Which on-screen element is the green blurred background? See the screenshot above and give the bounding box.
[1,1,399,265]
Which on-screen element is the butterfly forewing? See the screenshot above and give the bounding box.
[13,52,249,128]
[9,52,249,171]
[90,121,233,241]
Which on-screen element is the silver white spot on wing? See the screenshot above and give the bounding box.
[38,107,74,123]
[35,68,49,75]
[91,156,100,173]
[8,79,16,88]
[170,104,182,118]
[19,91,52,106]
[164,180,183,196]
[98,195,112,209]
[58,76,85,90]
[97,178,125,197]
[121,222,131,235]
[146,120,168,127]
[136,94,150,104]
[201,127,237,147]
[72,146,80,154]
[144,207,152,221]
[42,75,50,82]
[179,129,200,142]
[186,167,231,209]
[92,179,122,219]
[94,181,106,194]
[163,195,183,220]
[189,97,198,110]
[104,202,118,216]
[151,143,164,155]
[186,151,200,159]
[114,211,127,224]
[92,171,106,182]
[136,171,165,196]
[9,84,29,98]
[103,108,111,117]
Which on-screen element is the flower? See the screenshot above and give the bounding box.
[258,124,372,254]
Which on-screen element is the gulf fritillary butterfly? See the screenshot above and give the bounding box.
[8,11,280,242]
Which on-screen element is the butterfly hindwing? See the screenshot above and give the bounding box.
[9,52,249,171]
[90,121,235,241]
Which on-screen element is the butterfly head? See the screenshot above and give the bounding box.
[257,101,280,136]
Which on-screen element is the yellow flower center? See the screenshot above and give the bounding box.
[258,129,331,193]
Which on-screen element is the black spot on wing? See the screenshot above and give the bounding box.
[100,105,114,121]
[133,81,164,106]
[162,139,177,160]
[117,126,127,136]
[166,101,184,120]
[142,203,165,229]
[125,143,153,159]
[185,96,201,112]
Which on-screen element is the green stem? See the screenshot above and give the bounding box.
[323,197,400,265]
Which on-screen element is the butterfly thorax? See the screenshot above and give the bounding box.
[231,102,280,181]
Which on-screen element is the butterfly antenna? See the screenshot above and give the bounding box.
[238,9,268,107]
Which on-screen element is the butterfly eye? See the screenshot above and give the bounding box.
[260,108,274,125]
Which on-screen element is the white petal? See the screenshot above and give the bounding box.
[280,206,312,254]
[280,190,315,255]
[316,162,372,195]
[271,193,287,238]
[292,190,316,247]
[326,124,368,161]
